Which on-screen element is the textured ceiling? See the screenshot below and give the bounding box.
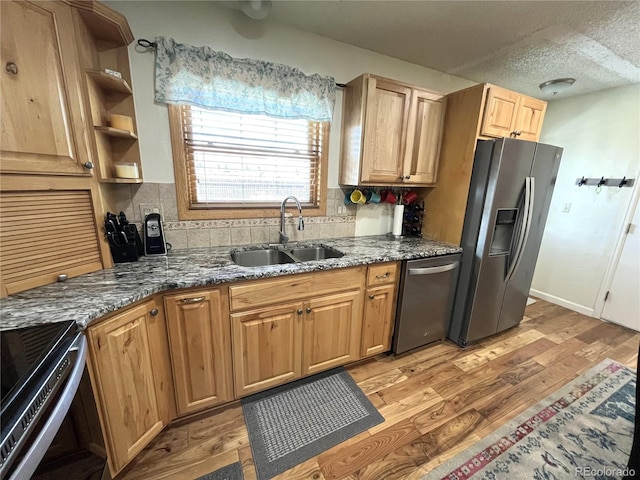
[231,1,640,99]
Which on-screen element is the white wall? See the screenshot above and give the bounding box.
[532,84,640,315]
[106,1,473,186]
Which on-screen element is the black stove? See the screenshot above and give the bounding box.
[0,320,81,479]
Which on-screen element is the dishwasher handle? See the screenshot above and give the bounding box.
[408,262,459,276]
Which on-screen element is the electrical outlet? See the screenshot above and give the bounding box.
[562,202,571,213]
[140,203,163,220]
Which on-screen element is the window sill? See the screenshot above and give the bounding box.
[177,205,327,221]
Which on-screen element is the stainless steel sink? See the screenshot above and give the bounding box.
[288,245,344,262]
[231,249,296,267]
[231,244,344,267]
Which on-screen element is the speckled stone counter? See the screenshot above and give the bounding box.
[0,235,461,331]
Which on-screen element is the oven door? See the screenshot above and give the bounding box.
[1,334,103,480]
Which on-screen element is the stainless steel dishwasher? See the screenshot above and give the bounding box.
[392,254,462,354]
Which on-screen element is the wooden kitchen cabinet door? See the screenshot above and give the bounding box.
[165,289,233,416]
[514,95,547,141]
[0,1,91,176]
[361,284,396,357]
[302,290,362,375]
[403,89,446,185]
[361,77,412,183]
[480,86,520,138]
[231,302,303,397]
[87,300,166,476]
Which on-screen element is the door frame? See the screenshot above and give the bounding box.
[594,168,640,318]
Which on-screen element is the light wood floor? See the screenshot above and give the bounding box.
[119,299,639,480]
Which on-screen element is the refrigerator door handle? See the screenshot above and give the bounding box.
[507,177,536,281]
[506,176,532,281]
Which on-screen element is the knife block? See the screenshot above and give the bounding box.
[109,243,139,263]
[108,224,144,263]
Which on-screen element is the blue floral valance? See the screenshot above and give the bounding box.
[154,37,336,122]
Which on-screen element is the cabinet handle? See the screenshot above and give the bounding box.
[369,294,375,300]
[150,308,159,316]
[306,307,312,313]
[5,62,18,75]
[375,273,389,279]
[297,309,303,315]
[181,296,205,303]
[83,161,94,170]
[512,131,521,137]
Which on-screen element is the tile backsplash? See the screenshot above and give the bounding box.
[102,183,361,249]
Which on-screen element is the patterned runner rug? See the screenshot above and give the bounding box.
[242,367,383,480]
[425,358,637,479]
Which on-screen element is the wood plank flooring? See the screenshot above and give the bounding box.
[118,299,638,480]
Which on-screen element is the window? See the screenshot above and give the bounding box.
[169,105,328,220]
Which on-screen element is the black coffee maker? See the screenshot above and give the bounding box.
[143,213,167,256]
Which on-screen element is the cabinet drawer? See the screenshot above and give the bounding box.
[366,263,398,287]
[229,267,364,311]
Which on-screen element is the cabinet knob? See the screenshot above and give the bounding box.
[5,62,18,75]
[405,175,411,180]
[83,161,94,170]
[306,307,312,313]
[150,308,159,316]
[181,296,205,303]
[369,294,375,300]
[57,274,68,282]
[512,131,521,137]
[297,309,303,315]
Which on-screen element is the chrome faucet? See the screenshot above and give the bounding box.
[279,196,304,244]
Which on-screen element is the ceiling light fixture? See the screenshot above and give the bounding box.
[240,0,272,20]
[539,78,576,96]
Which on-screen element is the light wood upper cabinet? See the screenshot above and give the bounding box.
[361,78,412,183]
[340,74,445,186]
[87,299,174,476]
[164,289,233,416]
[424,83,547,246]
[403,90,446,185]
[302,290,361,375]
[231,302,303,397]
[0,1,92,176]
[513,95,547,141]
[480,85,546,141]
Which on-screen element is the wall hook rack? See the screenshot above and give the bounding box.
[574,177,635,188]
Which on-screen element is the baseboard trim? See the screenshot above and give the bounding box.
[529,289,595,317]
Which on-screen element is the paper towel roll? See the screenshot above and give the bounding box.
[392,204,404,236]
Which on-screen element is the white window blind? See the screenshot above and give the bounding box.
[178,105,326,208]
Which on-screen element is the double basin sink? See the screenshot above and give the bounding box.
[231,244,344,267]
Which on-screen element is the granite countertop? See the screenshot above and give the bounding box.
[0,235,461,331]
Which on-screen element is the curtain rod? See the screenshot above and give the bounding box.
[136,38,347,88]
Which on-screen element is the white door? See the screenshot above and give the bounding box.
[601,201,640,331]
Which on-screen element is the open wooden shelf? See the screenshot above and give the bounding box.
[94,126,138,139]
[86,69,132,94]
[100,177,143,184]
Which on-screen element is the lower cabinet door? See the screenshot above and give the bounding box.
[302,290,362,375]
[87,300,166,476]
[361,285,396,357]
[164,289,233,415]
[231,302,303,397]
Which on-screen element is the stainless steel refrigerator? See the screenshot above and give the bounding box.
[448,138,562,347]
